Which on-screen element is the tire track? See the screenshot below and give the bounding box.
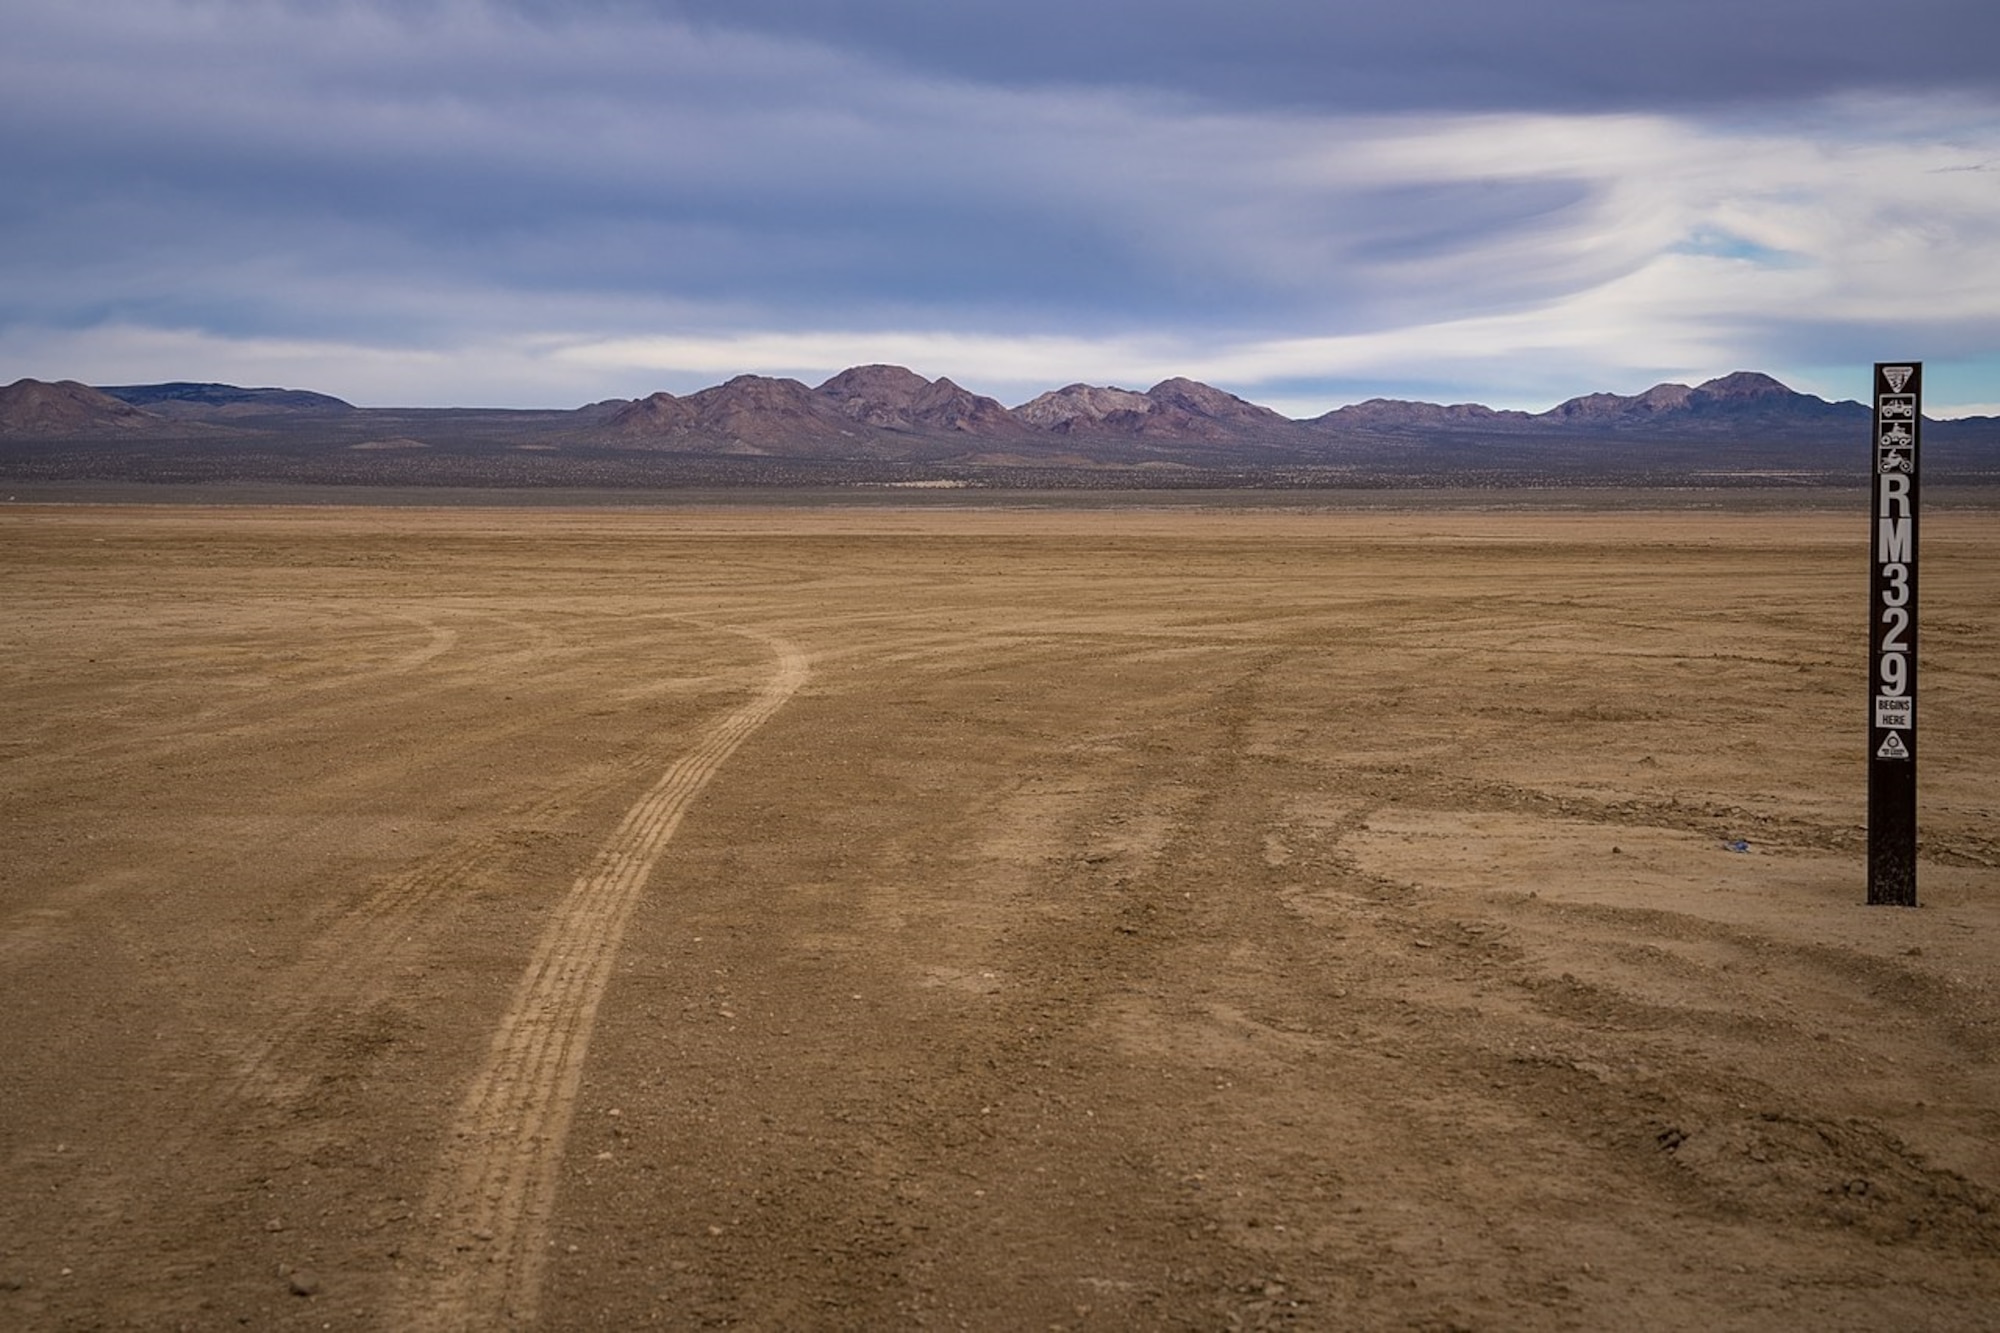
[11,606,462,775]
[397,634,808,1331]
[212,616,705,1112]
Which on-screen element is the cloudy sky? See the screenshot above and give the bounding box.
[4,0,1997,415]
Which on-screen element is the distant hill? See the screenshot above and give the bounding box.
[1309,372,1870,439]
[605,375,844,453]
[99,382,354,419]
[1017,378,1295,445]
[816,365,1025,436]
[0,378,159,435]
[0,369,1992,487]
[1314,398,1535,430]
[605,367,1028,456]
[1541,371,1867,434]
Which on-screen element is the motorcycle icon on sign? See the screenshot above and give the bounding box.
[1879,449,1912,474]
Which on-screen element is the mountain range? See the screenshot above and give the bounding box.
[3,368,1996,487]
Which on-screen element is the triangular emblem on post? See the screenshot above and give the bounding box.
[1882,365,1914,393]
[1876,732,1910,760]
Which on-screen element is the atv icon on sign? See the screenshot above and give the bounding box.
[1880,422,1914,448]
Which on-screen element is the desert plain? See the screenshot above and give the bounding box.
[1,497,1997,1331]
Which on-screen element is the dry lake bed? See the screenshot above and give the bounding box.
[2,500,1997,1330]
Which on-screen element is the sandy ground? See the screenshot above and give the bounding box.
[1,502,1996,1331]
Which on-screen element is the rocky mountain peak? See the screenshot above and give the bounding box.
[1145,377,1287,424]
[1013,384,1154,430]
[814,364,1019,434]
[816,364,934,411]
[603,390,691,434]
[1691,371,1794,401]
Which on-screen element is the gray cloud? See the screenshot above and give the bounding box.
[2,0,1997,411]
[633,0,2000,112]
[6,4,1447,332]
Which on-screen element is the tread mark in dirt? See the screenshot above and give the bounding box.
[398,635,807,1331]
[213,611,757,1112]
[217,727,659,1111]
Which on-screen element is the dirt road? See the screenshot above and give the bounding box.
[1,502,1995,1330]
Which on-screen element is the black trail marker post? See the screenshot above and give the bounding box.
[1868,361,1920,906]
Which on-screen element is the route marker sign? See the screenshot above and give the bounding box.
[1868,361,1920,906]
